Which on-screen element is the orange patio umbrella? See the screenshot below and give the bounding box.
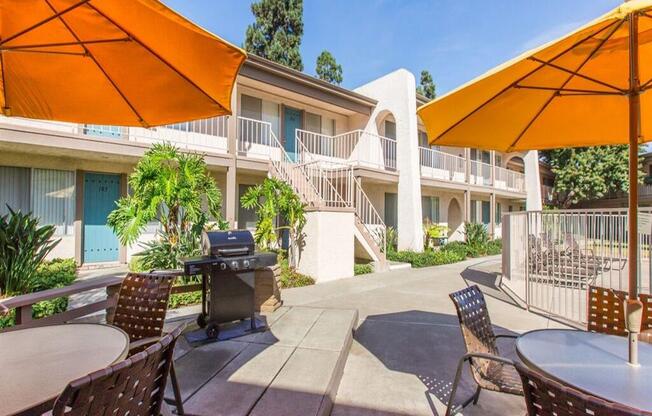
[0,0,246,127]
[418,0,652,364]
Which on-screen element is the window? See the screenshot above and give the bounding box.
[384,193,398,229]
[322,118,336,136]
[241,94,262,120]
[305,112,321,134]
[482,201,490,225]
[419,130,428,147]
[262,100,280,138]
[83,125,123,138]
[0,166,30,215]
[496,202,502,224]
[0,166,75,235]
[31,169,75,235]
[384,120,396,140]
[495,154,503,167]
[421,196,440,223]
[238,184,258,230]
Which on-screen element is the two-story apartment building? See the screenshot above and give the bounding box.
[0,55,541,279]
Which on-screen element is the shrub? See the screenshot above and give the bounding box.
[387,249,465,268]
[137,227,202,273]
[0,258,77,328]
[354,264,374,275]
[277,251,315,288]
[0,208,60,296]
[487,238,502,255]
[168,291,202,309]
[464,222,489,248]
[440,241,468,258]
[128,255,146,273]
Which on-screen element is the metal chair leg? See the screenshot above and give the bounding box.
[446,356,480,416]
[169,361,184,415]
[472,386,481,405]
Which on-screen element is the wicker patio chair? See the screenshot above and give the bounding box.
[638,293,652,344]
[587,285,628,337]
[515,362,652,416]
[446,285,523,416]
[108,271,184,415]
[52,325,183,416]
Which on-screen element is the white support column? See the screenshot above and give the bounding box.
[523,150,543,211]
[465,148,471,184]
[490,150,496,187]
[226,83,239,227]
[489,192,496,238]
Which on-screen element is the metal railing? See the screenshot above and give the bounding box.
[352,175,387,251]
[236,116,285,161]
[541,185,554,204]
[495,166,525,193]
[470,160,493,186]
[503,209,652,325]
[296,129,397,171]
[419,146,466,182]
[130,116,228,153]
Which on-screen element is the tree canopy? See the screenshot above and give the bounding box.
[315,50,343,85]
[244,0,304,71]
[416,70,436,99]
[541,146,643,208]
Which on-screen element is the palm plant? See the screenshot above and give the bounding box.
[240,178,306,267]
[108,143,225,268]
[0,207,60,296]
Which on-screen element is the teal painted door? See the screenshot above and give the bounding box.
[83,173,120,263]
[283,107,302,161]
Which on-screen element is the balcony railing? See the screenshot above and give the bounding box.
[296,129,397,172]
[236,116,284,161]
[495,166,526,193]
[470,160,492,186]
[419,146,466,182]
[0,115,229,153]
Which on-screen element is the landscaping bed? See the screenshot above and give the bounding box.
[386,239,502,269]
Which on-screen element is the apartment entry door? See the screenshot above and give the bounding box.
[83,173,120,263]
[283,106,302,162]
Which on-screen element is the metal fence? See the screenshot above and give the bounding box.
[503,209,652,325]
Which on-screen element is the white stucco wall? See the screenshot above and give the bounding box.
[524,150,543,211]
[354,69,424,251]
[298,210,354,282]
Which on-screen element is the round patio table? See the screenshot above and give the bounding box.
[0,323,129,416]
[516,329,652,411]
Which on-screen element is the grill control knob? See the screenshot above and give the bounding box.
[230,261,239,270]
[243,260,250,268]
[220,263,227,271]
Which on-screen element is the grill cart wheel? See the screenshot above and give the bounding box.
[197,313,206,328]
[206,323,219,340]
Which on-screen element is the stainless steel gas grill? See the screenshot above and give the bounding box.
[182,230,277,339]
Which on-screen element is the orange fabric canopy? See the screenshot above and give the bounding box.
[0,0,246,127]
[417,0,652,152]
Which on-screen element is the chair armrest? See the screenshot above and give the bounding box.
[129,337,160,355]
[462,352,516,367]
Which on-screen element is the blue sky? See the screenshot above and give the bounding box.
[164,0,621,95]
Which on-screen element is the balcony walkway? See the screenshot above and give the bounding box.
[162,257,569,416]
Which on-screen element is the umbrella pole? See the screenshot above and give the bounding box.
[627,11,643,366]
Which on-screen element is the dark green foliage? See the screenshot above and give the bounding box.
[464,222,489,253]
[0,208,60,296]
[387,249,465,268]
[316,50,343,85]
[168,291,202,309]
[277,250,314,288]
[540,146,644,208]
[137,227,203,272]
[487,239,502,255]
[0,258,77,328]
[440,241,469,258]
[244,0,304,71]
[416,70,436,99]
[354,264,374,275]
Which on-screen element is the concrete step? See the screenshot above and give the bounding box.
[388,261,412,271]
[172,306,358,416]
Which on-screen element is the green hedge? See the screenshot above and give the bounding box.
[0,258,77,328]
[354,264,374,275]
[388,239,502,269]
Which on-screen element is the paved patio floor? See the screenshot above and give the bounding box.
[282,255,570,416]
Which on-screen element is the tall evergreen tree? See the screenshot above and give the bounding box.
[244,0,304,71]
[416,70,436,99]
[315,50,343,85]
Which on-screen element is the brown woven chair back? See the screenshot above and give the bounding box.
[639,293,652,343]
[52,325,183,416]
[587,285,628,337]
[515,362,651,416]
[109,271,179,343]
[449,285,498,379]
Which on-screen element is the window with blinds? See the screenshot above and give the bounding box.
[305,112,321,134]
[384,192,398,229]
[421,196,440,223]
[0,166,75,235]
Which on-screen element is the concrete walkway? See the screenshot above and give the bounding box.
[282,256,570,416]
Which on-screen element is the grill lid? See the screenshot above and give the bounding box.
[202,230,255,257]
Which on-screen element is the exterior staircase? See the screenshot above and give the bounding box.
[252,118,387,271]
